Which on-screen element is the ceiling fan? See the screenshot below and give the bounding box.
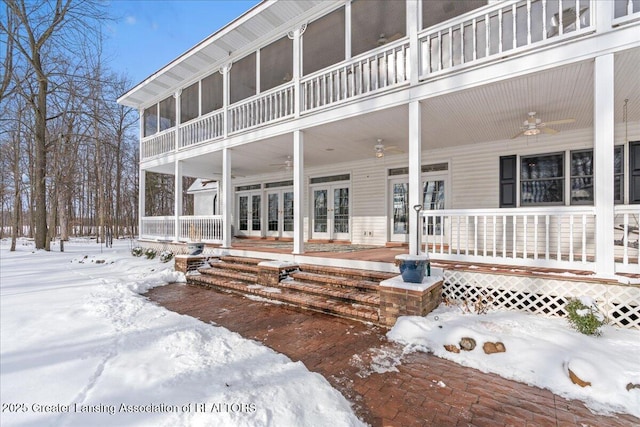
[511,112,575,139]
[270,155,293,171]
[374,139,404,158]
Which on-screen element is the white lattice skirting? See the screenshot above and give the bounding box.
[443,270,640,330]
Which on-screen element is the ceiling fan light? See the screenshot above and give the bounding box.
[523,128,541,136]
[375,151,384,158]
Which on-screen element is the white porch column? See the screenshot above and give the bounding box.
[139,168,145,239]
[293,130,305,254]
[138,108,145,240]
[407,0,421,86]
[594,54,615,277]
[221,147,233,248]
[174,160,182,242]
[408,100,422,256]
[221,64,231,138]
[289,24,305,118]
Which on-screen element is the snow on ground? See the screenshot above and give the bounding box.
[0,238,365,427]
[388,305,640,419]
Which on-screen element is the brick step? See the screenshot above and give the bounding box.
[299,264,396,282]
[207,261,261,275]
[188,274,379,323]
[279,279,380,306]
[220,255,268,266]
[197,267,257,283]
[290,271,380,292]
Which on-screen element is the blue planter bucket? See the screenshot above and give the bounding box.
[187,243,204,255]
[399,260,429,283]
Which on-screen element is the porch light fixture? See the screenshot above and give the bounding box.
[377,33,387,45]
[375,144,385,158]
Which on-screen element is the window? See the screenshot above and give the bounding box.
[180,81,199,123]
[303,7,345,76]
[143,104,158,137]
[351,0,405,57]
[422,0,487,30]
[570,149,593,204]
[201,72,223,114]
[230,53,256,104]
[260,36,293,92]
[158,96,175,131]
[520,153,564,205]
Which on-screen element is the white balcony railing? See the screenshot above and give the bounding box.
[229,83,295,134]
[179,215,223,242]
[180,110,224,148]
[614,205,640,273]
[141,130,175,159]
[140,215,223,243]
[419,0,594,78]
[301,40,410,113]
[422,207,598,270]
[140,216,175,241]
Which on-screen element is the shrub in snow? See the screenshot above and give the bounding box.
[131,247,143,257]
[159,250,174,263]
[565,297,606,336]
[144,248,157,259]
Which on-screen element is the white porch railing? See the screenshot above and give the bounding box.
[614,205,640,273]
[180,110,224,148]
[301,40,410,113]
[141,130,175,159]
[422,207,598,270]
[419,0,594,78]
[140,215,223,243]
[140,216,175,241]
[229,83,295,134]
[179,215,223,242]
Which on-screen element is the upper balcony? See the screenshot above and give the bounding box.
[130,0,640,162]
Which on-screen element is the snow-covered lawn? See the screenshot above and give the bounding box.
[0,239,364,427]
[2,238,639,426]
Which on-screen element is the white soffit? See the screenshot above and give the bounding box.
[118,0,335,108]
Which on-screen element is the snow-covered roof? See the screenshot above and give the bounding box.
[187,179,218,194]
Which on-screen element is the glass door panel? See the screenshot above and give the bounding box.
[283,191,294,233]
[393,182,409,235]
[251,195,261,231]
[267,193,279,232]
[313,189,328,233]
[333,187,349,239]
[423,180,445,235]
[238,196,249,231]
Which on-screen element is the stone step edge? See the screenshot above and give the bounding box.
[299,264,396,282]
[207,261,261,274]
[197,267,257,283]
[279,279,380,306]
[187,274,379,323]
[290,271,380,291]
[220,255,271,266]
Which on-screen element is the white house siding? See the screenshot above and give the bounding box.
[194,193,215,216]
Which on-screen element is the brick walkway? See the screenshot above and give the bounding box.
[146,283,640,427]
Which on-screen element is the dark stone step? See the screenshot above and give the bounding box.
[207,261,261,274]
[188,274,379,323]
[290,271,380,292]
[299,264,396,282]
[197,267,257,283]
[280,279,380,306]
[220,255,269,266]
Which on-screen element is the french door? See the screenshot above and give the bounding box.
[236,192,262,237]
[266,189,294,239]
[311,185,350,240]
[389,174,448,243]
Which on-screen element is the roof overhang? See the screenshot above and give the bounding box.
[117,0,340,109]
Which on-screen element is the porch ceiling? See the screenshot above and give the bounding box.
[150,47,640,179]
